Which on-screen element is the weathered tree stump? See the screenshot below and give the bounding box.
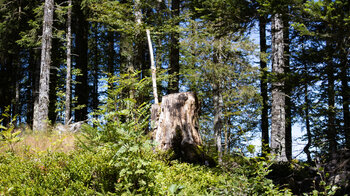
[151,92,208,164]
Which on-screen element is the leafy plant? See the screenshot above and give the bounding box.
[0,115,22,153]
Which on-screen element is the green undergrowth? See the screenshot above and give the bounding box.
[0,146,292,196]
[1,75,293,195]
[0,128,292,195]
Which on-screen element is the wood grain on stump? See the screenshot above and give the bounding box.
[151,92,207,163]
[152,92,202,149]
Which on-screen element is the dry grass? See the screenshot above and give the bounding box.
[1,130,78,157]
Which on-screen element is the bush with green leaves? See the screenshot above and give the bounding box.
[76,71,159,194]
[0,151,95,195]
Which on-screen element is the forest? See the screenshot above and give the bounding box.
[0,0,349,195]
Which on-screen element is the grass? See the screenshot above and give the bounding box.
[0,129,77,156]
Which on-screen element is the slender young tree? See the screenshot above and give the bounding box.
[65,0,72,125]
[33,0,54,131]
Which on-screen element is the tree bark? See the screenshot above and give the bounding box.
[340,54,349,149]
[133,0,150,104]
[33,0,54,131]
[211,45,223,163]
[152,92,202,163]
[107,29,115,88]
[326,42,337,157]
[271,13,288,162]
[168,0,180,94]
[48,37,59,124]
[28,49,40,126]
[0,54,13,126]
[65,0,72,125]
[304,80,312,163]
[284,15,292,161]
[134,0,145,75]
[213,83,223,164]
[120,0,133,101]
[156,0,166,97]
[13,60,20,126]
[92,24,99,118]
[74,1,89,122]
[259,15,269,155]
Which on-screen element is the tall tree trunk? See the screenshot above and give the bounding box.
[0,54,13,125]
[212,46,223,163]
[120,33,133,73]
[134,0,142,72]
[33,0,54,131]
[120,30,133,103]
[74,2,89,121]
[340,53,349,149]
[134,0,146,77]
[168,0,180,94]
[134,0,149,104]
[284,15,292,161]
[65,0,72,125]
[156,0,166,97]
[27,50,34,125]
[224,119,229,155]
[326,42,337,157]
[91,23,99,117]
[259,15,269,155]
[48,38,59,124]
[304,80,312,163]
[301,40,312,162]
[13,59,20,126]
[28,49,40,126]
[213,83,223,164]
[119,0,133,75]
[107,29,115,88]
[271,13,287,162]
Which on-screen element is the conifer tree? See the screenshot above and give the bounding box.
[33,0,54,131]
[65,0,72,124]
[270,11,288,162]
[169,0,180,93]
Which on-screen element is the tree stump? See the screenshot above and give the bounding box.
[151,92,206,163]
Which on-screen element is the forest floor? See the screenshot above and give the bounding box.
[0,128,346,195]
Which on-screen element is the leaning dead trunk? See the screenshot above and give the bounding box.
[146,29,158,104]
[152,92,204,163]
